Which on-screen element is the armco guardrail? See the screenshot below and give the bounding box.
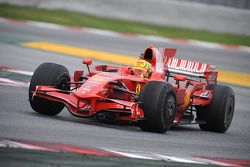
[1,0,250,36]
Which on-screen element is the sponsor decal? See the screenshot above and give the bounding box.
[199,91,210,98]
[167,58,208,74]
[82,104,91,111]
[135,83,141,94]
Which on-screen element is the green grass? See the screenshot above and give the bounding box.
[0,3,250,46]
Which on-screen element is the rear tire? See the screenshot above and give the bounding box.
[29,63,70,115]
[196,84,235,133]
[138,81,177,133]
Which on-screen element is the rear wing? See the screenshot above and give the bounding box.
[166,58,218,85]
[142,46,218,85]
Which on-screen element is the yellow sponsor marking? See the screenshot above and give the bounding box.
[136,83,141,94]
[20,41,250,88]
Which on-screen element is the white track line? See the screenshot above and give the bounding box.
[0,78,29,87]
[5,69,33,76]
[2,139,55,151]
[107,150,156,160]
[154,154,207,164]
[27,21,63,30]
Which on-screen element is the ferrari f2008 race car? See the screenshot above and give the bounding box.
[29,46,235,133]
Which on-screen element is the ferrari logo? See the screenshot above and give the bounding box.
[136,83,141,94]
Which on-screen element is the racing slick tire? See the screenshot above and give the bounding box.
[29,63,70,115]
[196,84,235,133]
[138,81,177,133]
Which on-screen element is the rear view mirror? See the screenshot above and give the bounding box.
[82,58,92,65]
[82,58,92,76]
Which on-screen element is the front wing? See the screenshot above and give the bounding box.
[33,86,144,121]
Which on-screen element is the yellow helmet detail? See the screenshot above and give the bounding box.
[132,59,152,78]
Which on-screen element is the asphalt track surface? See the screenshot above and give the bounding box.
[0,21,250,161]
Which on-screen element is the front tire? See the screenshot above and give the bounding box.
[138,81,177,133]
[29,63,70,115]
[197,84,235,133]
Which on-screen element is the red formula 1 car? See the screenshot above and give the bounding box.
[29,46,235,133]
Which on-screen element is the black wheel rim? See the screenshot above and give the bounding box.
[224,95,234,129]
[56,76,69,90]
[165,94,176,119]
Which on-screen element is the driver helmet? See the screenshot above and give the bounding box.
[132,59,152,78]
